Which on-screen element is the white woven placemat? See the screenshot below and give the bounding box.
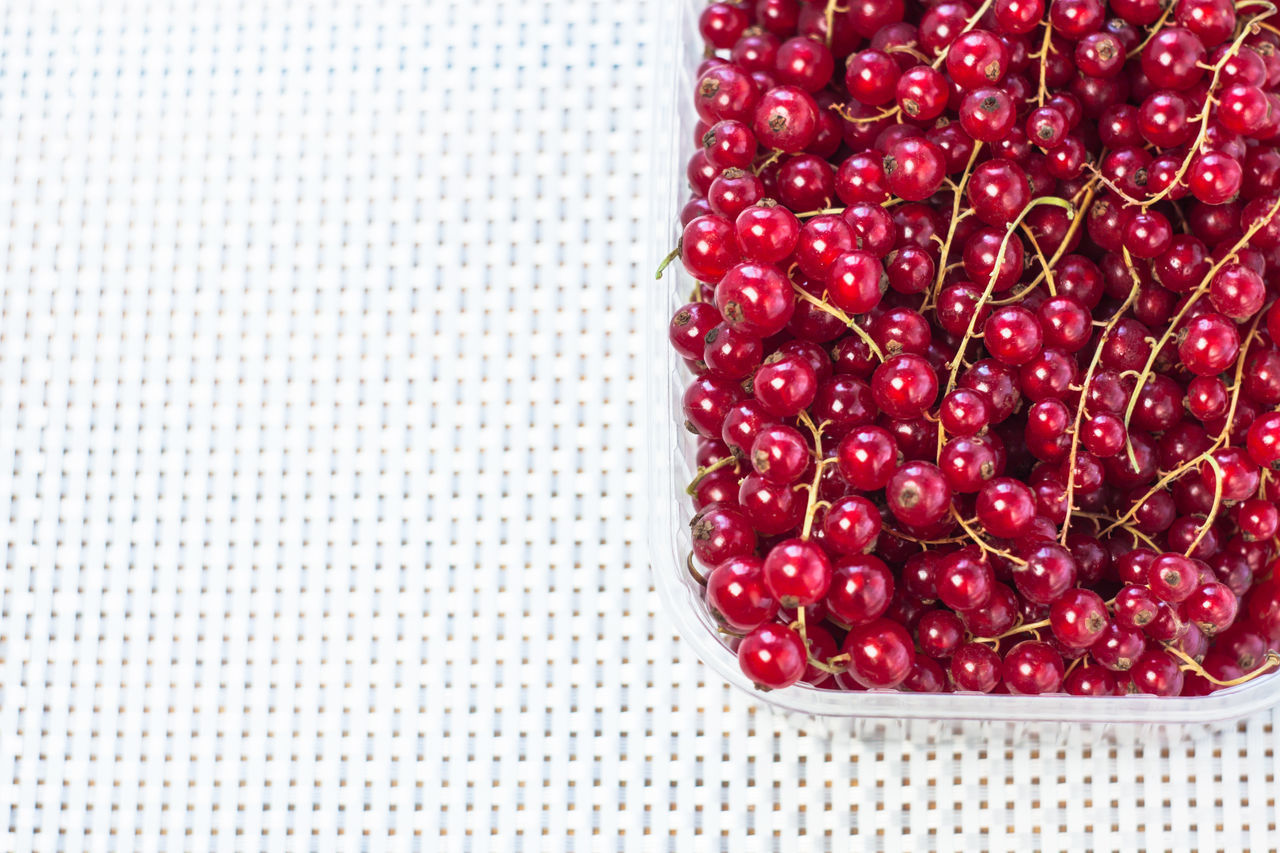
[0,1,1276,850]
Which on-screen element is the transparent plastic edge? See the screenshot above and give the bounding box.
[643,0,1280,727]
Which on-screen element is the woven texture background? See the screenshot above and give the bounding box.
[0,1,1277,850]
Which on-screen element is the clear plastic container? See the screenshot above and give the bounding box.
[644,0,1280,736]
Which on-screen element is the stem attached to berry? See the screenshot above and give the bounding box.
[1166,646,1280,687]
[937,195,1076,457]
[797,411,830,541]
[950,505,1029,566]
[1186,453,1224,557]
[685,454,739,496]
[1121,193,1280,467]
[655,244,680,280]
[929,142,984,304]
[1099,7,1277,210]
[791,284,887,361]
[1102,311,1266,538]
[1059,250,1142,543]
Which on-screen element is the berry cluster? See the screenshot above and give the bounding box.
[668,0,1280,696]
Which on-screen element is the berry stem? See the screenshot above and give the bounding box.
[684,454,739,496]
[1121,193,1280,466]
[1185,453,1224,557]
[950,505,1029,566]
[930,141,984,302]
[1166,646,1280,686]
[797,411,830,541]
[1100,7,1277,209]
[1060,249,1142,543]
[686,551,707,585]
[655,244,680,279]
[1102,311,1267,537]
[938,195,1076,456]
[1033,22,1054,107]
[791,283,887,361]
[1130,5,1175,57]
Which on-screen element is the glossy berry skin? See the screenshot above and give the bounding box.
[1178,312,1239,376]
[750,424,809,485]
[918,610,966,658]
[1142,27,1206,92]
[753,353,817,417]
[960,87,1017,142]
[845,50,900,106]
[1065,666,1118,696]
[826,554,894,626]
[703,119,756,170]
[1050,588,1110,649]
[696,64,759,125]
[895,65,949,121]
[1183,581,1238,635]
[1128,649,1185,696]
[822,495,882,556]
[669,302,721,361]
[939,389,992,437]
[738,472,803,536]
[690,505,756,569]
[704,323,762,380]
[836,425,900,490]
[1246,412,1280,468]
[883,137,946,202]
[1113,584,1159,630]
[946,30,1010,88]
[1090,623,1146,672]
[1014,542,1078,605]
[983,306,1043,366]
[827,250,885,315]
[762,538,833,608]
[886,461,952,528]
[681,215,739,283]
[753,85,819,152]
[1002,641,1065,695]
[843,618,916,688]
[1147,553,1200,603]
[871,354,938,419]
[716,262,795,338]
[735,203,799,263]
[967,160,1030,227]
[976,478,1037,539]
[939,437,999,493]
[706,556,779,632]
[937,548,995,612]
[738,622,808,690]
[950,642,1002,693]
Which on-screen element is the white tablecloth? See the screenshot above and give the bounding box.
[0,1,1276,850]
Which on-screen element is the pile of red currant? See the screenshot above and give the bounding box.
[667,0,1280,696]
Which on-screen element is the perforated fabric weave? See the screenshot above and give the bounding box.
[0,1,1277,851]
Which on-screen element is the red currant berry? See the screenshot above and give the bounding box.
[918,609,966,658]
[763,538,833,608]
[690,504,757,569]
[753,85,819,152]
[1002,641,1065,694]
[886,460,952,528]
[842,617,916,688]
[735,201,800,263]
[1050,588,1110,649]
[739,622,808,689]
[706,556,780,631]
[749,424,810,485]
[950,642,1002,692]
[825,554,894,626]
[1128,648,1185,695]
